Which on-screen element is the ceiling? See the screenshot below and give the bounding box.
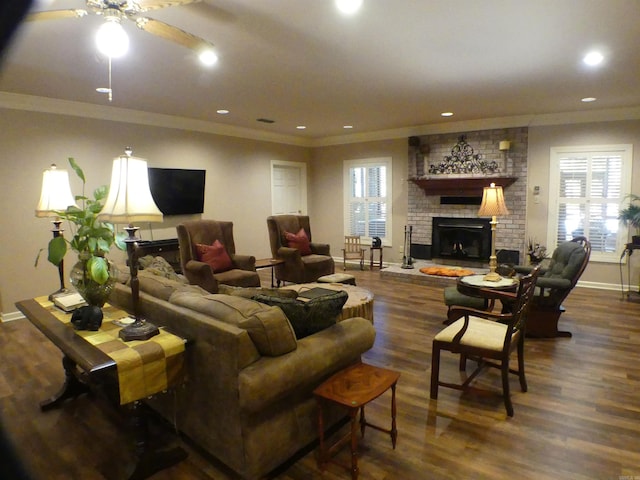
[2,0,640,144]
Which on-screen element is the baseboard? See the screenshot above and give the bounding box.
[1,310,25,323]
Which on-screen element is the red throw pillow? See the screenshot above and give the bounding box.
[196,240,233,273]
[284,228,312,256]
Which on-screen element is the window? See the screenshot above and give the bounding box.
[548,145,632,262]
[344,158,392,245]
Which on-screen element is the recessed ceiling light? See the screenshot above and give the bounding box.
[335,0,363,14]
[441,112,454,117]
[583,51,604,66]
[216,109,229,114]
[581,97,597,103]
[343,125,353,129]
[199,49,218,67]
[296,125,306,130]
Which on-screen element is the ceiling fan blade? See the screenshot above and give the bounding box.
[134,0,201,13]
[26,9,88,22]
[135,17,213,52]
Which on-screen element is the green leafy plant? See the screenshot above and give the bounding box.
[527,238,548,264]
[618,194,640,236]
[36,157,125,284]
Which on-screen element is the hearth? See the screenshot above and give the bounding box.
[431,217,491,262]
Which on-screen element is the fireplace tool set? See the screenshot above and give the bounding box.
[401,225,414,269]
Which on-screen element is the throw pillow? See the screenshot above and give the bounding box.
[253,290,348,339]
[196,240,234,273]
[284,228,312,256]
[144,256,183,282]
[218,284,299,299]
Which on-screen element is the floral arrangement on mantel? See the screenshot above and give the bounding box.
[427,135,501,176]
[527,238,548,265]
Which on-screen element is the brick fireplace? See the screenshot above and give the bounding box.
[407,127,528,265]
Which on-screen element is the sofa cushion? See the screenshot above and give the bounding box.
[284,228,312,256]
[218,284,299,299]
[196,240,234,273]
[168,292,297,356]
[253,290,348,339]
[137,270,186,301]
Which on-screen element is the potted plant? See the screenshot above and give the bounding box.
[618,194,640,245]
[37,158,125,306]
[527,238,548,265]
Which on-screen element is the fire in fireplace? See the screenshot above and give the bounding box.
[431,217,491,262]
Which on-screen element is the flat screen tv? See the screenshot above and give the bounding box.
[148,168,206,215]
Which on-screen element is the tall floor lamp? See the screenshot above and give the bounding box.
[35,164,77,300]
[478,182,509,282]
[97,148,164,341]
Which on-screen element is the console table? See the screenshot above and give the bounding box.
[15,297,188,479]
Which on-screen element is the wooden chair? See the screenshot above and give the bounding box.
[430,265,541,417]
[342,235,365,270]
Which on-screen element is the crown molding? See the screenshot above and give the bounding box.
[2,91,639,149]
[310,107,640,147]
[0,92,313,147]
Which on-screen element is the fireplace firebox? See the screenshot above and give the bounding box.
[432,217,491,262]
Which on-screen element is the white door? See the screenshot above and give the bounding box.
[271,161,307,215]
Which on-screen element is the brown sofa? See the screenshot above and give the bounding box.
[266,215,335,285]
[110,274,375,479]
[177,219,261,293]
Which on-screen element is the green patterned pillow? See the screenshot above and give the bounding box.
[253,290,348,339]
[218,284,298,299]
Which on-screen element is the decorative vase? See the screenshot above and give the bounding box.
[70,253,118,308]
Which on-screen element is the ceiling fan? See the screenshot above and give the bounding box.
[26,0,217,63]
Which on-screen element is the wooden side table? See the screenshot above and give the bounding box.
[15,297,188,480]
[255,258,285,287]
[369,246,383,269]
[313,362,400,479]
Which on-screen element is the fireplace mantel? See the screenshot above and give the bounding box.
[410,176,517,197]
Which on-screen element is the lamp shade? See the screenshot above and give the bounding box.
[97,153,163,224]
[35,164,77,217]
[478,183,509,217]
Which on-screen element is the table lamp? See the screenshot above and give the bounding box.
[98,148,164,341]
[478,182,509,282]
[35,164,77,300]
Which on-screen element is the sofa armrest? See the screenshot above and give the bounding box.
[238,317,376,413]
[277,246,303,263]
[231,254,256,271]
[310,242,331,256]
[514,265,548,276]
[184,259,219,293]
[536,277,572,290]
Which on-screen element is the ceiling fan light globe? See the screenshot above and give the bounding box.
[335,0,363,14]
[96,20,129,58]
[199,49,218,67]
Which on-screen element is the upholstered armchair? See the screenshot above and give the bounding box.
[513,236,591,337]
[177,220,261,293]
[266,215,335,285]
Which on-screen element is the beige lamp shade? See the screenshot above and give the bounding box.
[97,153,163,224]
[35,164,77,217]
[478,183,509,217]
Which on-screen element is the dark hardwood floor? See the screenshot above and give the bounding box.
[1,268,640,479]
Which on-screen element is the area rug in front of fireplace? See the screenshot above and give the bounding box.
[419,266,475,277]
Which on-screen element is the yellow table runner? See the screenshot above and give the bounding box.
[37,296,186,405]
